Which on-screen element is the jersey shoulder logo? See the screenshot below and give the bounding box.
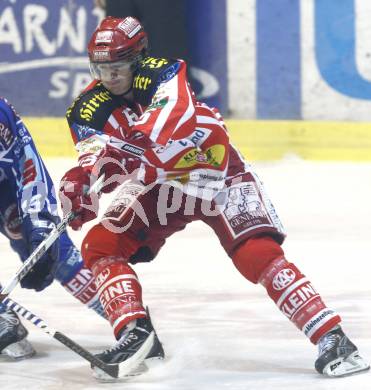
[78,90,112,122]
[66,84,118,136]
[133,56,180,106]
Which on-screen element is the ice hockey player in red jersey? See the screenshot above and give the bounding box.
[59,16,369,380]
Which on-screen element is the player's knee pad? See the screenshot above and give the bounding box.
[231,235,284,284]
[82,224,119,268]
[81,223,140,269]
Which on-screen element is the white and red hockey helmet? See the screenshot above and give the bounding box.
[88,16,148,64]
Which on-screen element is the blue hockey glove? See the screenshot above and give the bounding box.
[20,214,60,292]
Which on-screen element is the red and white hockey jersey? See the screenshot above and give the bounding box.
[66,57,248,198]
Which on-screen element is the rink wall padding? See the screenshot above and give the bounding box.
[227,120,371,161]
[25,117,76,157]
[24,117,371,161]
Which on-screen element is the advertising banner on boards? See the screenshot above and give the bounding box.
[0,1,101,115]
[0,0,228,116]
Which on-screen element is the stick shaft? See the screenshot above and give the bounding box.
[3,297,118,378]
[0,175,104,301]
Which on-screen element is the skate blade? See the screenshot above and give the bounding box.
[323,351,370,378]
[3,339,36,360]
[144,355,165,369]
[93,331,155,382]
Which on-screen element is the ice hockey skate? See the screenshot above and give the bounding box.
[315,326,370,377]
[0,308,35,360]
[92,315,164,381]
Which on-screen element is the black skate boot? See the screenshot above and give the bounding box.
[315,326,369,377]
[143,307,165,363]
[145,329,165,363]
[92,312,164,381]
[0,308,35,359]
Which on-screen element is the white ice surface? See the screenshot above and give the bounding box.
[1,157,371,390]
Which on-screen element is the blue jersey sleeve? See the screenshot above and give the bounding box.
[0,98,59,228]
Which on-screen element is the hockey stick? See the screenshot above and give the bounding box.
[0,175,105,303]
[2,296,119,379]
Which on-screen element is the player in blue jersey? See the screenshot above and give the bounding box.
[0,97,104,359]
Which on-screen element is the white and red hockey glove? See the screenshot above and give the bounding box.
[59,166,99,230]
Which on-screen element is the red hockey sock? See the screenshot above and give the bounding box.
[259,257,341,344]
[92,257,146,338]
